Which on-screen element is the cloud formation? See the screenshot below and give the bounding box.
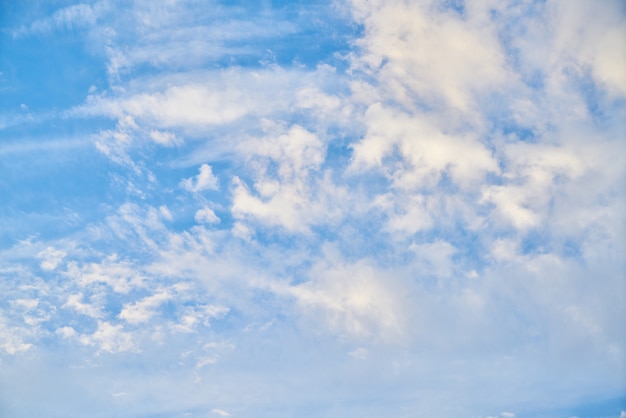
[182,164,219,193]
[0,0,624,417]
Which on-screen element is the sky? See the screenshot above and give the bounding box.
[0,0,625,417]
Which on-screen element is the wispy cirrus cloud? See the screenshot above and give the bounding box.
[11,3,102,38]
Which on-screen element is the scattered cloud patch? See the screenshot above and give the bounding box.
[37,246,66,271]
[195,207,220,224]
[182,164,219,193]
[79,321,135,353]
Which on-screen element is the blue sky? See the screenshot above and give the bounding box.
[1,1,625,417]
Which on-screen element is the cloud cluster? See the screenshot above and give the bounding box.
[1,0,624,417]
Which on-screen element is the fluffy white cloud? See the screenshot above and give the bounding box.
[37,246,67,271]
[63,293,103,318]
[182,164,219,193]
[0,314,32,355]
[348,0,512,114]
[118,289,172,324]
[231,123,347,232]
[518,0,626,97]
[65,254,146,294]
[195,207,220,224]
[350,103,499,187]
[56,326,77,339]
[270,249,407,341]
[159,205,173,221]
[79,321,135,353]
[149,129,180,146]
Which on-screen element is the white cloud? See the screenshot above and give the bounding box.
[159,205,173,221]
[348,0,511,113]
[65,254,145,294]
[349,102,498,190]
[182,164,219,193]
[118,289,172,324]
[172,304,229,334]
[481,184,540,230]
[55,326,77,339]
[12,298,38,311]
[105,84,249,126]
[102,11,296,76]
[196,356,217,368]
[211,409,231,417]
[79,321,135,354]
[0,315,32,355]
[295,85,344,122]
[231,123,348,233]
[1,1,624,417]
[481,141,585,230]
[92,115,142,168]
[272,254,406,340]
[521,0,626,97]
[0,338,32,355]
[172,313,200,334]
[72,68,312,132]
[231,222,254,241]
[149,130,180,146]
[37,246,66,271]
[375,193,433,235]
[105,203,171,251]
[63,293,103,319]
[195,207,220,224]
[13,3,101,37]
